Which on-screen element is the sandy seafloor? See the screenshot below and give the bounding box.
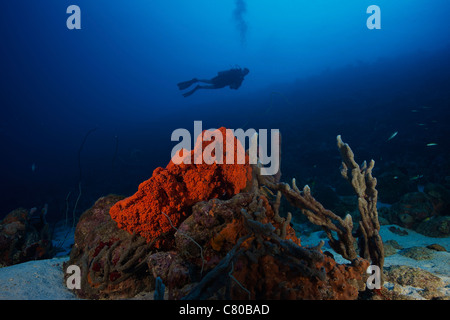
[0,224,448,300]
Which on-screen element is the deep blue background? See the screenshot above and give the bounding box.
[1,1,449,221]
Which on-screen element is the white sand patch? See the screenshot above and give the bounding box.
[0,257,78,300]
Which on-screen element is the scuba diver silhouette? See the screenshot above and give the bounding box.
[177,67,249,97]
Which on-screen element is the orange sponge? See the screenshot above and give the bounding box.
[109,127,252,248]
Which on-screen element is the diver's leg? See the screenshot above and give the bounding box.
[182,85,215,97]
[198,85,216,89]
[197,79,214,84]
[177,78,199,90]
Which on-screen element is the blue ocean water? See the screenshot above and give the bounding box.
[1,0,449,223]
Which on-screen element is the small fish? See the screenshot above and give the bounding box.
[417,123,426,126]
[426,143,438,147]
[411,110,418,112]
[393,176,398,180]
[387,131,398,141]
[31,163,36,172]
[410,175,423,181]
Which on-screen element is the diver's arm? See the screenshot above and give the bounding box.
[230,77,244,89]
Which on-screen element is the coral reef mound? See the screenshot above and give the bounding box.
[0,207,52,266]
[65,133,384,300]
[109,127,252,248]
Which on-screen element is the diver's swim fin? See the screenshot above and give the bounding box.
[177,78,198,90]
[182,85,200,97]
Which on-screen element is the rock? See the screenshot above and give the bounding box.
[377,206,393,225]
[383,240,403,257]
[384,265,445,300]
[384,265,443,288]
[0,207,52,266]
[388,226,408,236]
[399,246,434,260]
[385,239,403,250]
[147,251,191,300]
[416,216,450,238]
[424,183,450,216]
[388,192,434,229]
[426,244,446,252]
[64,194,155,300]
[420,287,449,300]
[383,243,398,257]
[378,216,390,226]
